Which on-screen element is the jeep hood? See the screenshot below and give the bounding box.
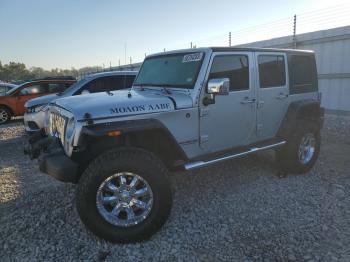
[53,89,193,120]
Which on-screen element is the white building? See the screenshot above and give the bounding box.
[238,25,350,113]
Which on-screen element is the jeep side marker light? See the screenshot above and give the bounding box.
[107,130,122,137]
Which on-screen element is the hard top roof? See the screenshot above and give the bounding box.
[210,46,314,54]
[148,47,314,58]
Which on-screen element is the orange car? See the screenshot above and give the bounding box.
[0,77,76,124]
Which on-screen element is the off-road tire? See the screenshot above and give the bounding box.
[276,121,321,174]
[0,106,11,124]
[76,147,172,243]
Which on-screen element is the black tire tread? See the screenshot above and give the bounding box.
[76,147,172,243]
[0,106,11,124]
[276,120,321,174]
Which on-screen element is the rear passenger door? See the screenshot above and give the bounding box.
[255,52,289,141]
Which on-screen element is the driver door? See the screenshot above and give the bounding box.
[199,52,257,153]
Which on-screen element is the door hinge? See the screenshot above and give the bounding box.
[257,101,264,108]
[200,135,209,144]
[200,108,209,117]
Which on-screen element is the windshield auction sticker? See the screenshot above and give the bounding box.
[182,53,203,63]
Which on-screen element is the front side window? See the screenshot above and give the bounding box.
[83,77,112,93]
[83,76,125,93]
[124,75,136,88]
[134,52,204,88]
[209,55,249,91]
[19,84,47,95]
[258,55,286,88]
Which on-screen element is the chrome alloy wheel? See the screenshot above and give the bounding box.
[298,133,316,164]
[96,172,154,227]
[0,109,8,124]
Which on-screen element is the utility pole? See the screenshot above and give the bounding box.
[229,32,232,47]
[293,15,297,49]
[124,43,127,65]
[190,42,193,48]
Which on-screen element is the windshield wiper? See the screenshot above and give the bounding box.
[133,84,155,91]
[135,83,173,94]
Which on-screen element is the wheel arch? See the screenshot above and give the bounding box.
[74,119,188,171]
[277,99,324,139]
[0,104,14,116]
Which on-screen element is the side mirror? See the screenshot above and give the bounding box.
[81,89,90,95]
[207,78,230,95]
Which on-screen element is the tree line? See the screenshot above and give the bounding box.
[0,61,103,83]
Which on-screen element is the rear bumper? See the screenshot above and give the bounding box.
[38,148,79,183]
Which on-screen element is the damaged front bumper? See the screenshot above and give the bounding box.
[24,132,79,183]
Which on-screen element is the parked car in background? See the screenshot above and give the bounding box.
[24,71,137,132]
[0,77,76,124]
[0,83,18,95]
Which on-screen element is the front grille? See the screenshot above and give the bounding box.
[49,111,67,145]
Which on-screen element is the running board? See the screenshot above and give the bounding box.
[184,141,286,170]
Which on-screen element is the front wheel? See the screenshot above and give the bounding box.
[76,147,172,243]
[276,124,321,174]
[0,107,11,124]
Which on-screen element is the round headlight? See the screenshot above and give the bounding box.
[65,117,75,140]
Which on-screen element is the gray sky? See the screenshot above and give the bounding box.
[0,0,349,69]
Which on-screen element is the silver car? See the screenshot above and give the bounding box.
[23,71,137,132]
[0,83,17,95]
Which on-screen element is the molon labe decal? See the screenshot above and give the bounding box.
[110,103,172,115]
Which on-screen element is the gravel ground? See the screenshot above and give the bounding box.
[0,114,349,261]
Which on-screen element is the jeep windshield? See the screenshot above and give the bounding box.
[133,52,204,89]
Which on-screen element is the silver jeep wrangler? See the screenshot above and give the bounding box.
[26,47,324,243]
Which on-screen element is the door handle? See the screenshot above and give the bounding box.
[241,97,256,104]
[276,93,289,100]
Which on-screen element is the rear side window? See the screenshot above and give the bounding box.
[258,55,286,88]
[288,54,318,94]
[19,84,47,95]
[209,55,249,91]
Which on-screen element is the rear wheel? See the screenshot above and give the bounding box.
[76,147,172,243]
[276,123,321,174]
[0,107,11,124]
